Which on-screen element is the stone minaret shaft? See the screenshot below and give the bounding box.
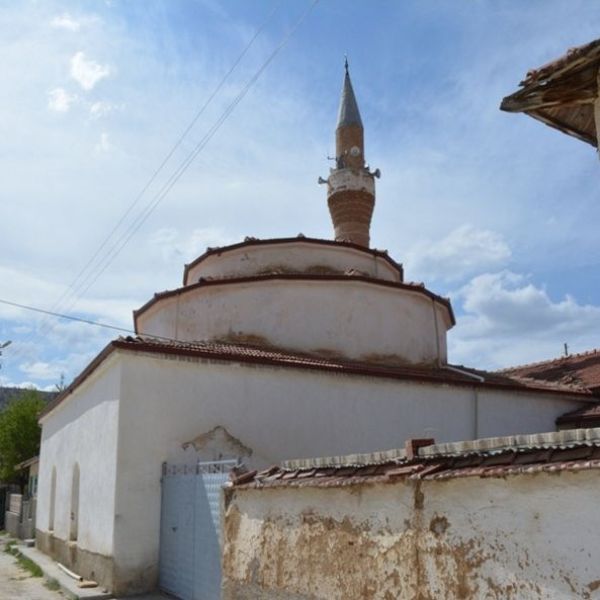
[324,61,378,248]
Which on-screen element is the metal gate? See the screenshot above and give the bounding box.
[159,459,237,600]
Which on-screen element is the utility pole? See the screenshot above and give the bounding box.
[0,340,11,370]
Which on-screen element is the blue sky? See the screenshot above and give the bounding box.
[1,0,600,389]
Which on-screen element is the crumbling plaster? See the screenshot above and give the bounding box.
[223,470,600,599]
[136,278,451,365]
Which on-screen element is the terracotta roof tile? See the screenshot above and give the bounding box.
[500,349,600,393]
[243,429,600,489]
[40,336,593,420]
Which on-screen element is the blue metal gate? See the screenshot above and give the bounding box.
[159,460,236,600]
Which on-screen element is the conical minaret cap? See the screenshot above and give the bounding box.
[336,60,363,129]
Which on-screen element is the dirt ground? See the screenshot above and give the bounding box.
[0,535,63,600]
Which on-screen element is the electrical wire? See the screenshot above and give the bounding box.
[22,0,283,344]
[0,297,139,338]
[60,0,320,312]
[9,0,319,362]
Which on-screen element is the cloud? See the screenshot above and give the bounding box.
[70,52,111,91]
[89,100,118,118]
[149,227,236,263]
[19,361,64,381]
[50,14,80,31]
[405,225,511,283]
[48,87,77,112]
[449,271,600,368]
[95,131,112,153]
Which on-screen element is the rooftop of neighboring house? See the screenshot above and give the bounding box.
[500,350,600,429]
[500,37,600,146]
[229,427,600,488]
[499,348,600,395]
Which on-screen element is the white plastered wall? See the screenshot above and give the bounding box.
[37,356,121,556]
[137,279,452,365]
[109,350,584,587]
[185,242,400,285]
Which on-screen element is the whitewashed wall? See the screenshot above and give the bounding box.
[184,241,400,285]
[37,356,121,556]
[105,350,583,591]
[223,470,600,599]
[136,279,451,365]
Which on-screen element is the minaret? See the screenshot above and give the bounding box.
[320,60,379,248]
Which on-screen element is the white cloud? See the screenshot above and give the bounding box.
[89,100,118,118]
[50,14,80,32]
[95,131,112,153]
[0,375,40,390]
[149,227,236,263]
[70,52,111,91]
[19,361,63,381]
[449,271,600,368]
[405,225,511,283]
[48,87,77,112]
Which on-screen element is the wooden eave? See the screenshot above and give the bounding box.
[500,42,600,147]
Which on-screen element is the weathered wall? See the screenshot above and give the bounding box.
[36,356,121,588]
[106,350,582,594]
[136,278,451,365]
[223,470,600,599]
[185,241,400,285]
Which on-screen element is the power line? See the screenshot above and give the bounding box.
[10,0,320,362]
[52,0,320,321]
[0,297,138,337]
[22,1,283,345]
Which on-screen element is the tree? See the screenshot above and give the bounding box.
[0,389,44,490]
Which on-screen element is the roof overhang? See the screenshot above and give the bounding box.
[500,39,600,147]
[39,336,593,422]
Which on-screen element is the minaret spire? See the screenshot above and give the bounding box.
[319,60,379,248]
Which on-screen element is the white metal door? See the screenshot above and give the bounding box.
[159,460,236,600]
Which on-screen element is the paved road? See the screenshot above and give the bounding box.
[0,536,63,600]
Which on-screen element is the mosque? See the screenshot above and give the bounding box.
[34,65,593,596]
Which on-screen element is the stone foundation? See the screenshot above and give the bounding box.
[36,529,115,592]
[35,529,159,596]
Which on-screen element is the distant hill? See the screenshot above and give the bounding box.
[0,387,56,412]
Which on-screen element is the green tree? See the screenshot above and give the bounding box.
[0,390,44,489]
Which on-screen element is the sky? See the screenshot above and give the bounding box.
[1,0,600,390]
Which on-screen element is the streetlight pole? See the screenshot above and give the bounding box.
[0,340,12,370]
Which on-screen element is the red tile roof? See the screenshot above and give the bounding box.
[500,349,600,394]
[40,337,593,420]
[557,403,600,428]
[233,429,600,488]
